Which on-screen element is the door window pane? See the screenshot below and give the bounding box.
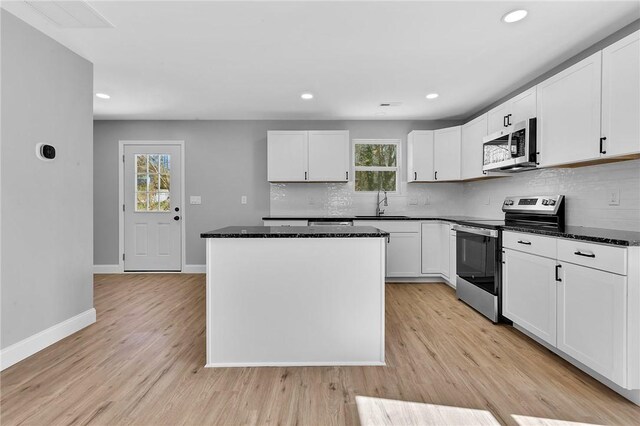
[135,154,171,212]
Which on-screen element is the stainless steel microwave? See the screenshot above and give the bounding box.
[482,118,537,173]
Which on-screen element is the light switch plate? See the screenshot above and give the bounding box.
[609,188,620,206]
[408,198,418,206]
[190,196,202,205]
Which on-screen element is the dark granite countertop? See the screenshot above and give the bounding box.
[201,226,389,239]
[262,216,640,246]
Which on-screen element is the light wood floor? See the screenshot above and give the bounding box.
[1,275,639,425]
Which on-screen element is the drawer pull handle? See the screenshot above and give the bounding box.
[555,264,562,282]
[517,240,532,245]
[574,251,595,258]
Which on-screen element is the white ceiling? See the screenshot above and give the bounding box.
[3,1,639,120]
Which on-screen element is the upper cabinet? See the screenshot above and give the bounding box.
[487,87,537,134]
[537,52,602,168]
[434,126,461,181]
[460,113,488,180]
[267,130,349,182]
[407,130,434,182]
[601,30,640,158]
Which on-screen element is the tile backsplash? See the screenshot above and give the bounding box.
[270,159,640,231]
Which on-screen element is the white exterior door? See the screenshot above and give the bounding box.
[502,249,557,346]
[407,131,434,182]
[537,52,602,167]
[124,144,182,271]
[602,30,640,158]
[433,126,461,181]
[557,262,627,385]
[267,131,308,181]
[307,131,349,181]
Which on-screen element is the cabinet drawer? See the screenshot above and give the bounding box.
[502,231,557,258]
[263,220,308,226]
[557,239,627,275]
[354,221,420,233]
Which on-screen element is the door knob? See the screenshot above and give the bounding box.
[174,216,180,221]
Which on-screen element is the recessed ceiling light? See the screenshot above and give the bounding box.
[96,93,110,99]
[502,9,528,23]
[426,93,439,100]
[301,93,314,100]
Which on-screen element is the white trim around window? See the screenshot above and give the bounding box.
[352,139,401,194]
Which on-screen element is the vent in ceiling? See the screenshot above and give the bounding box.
[379,102,402,107]
[25,1,114,28]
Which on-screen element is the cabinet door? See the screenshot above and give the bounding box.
[557,262,626,386]
[267,131,308,182]
[449,230,457,286]
[537,52,602,167]
[407,131,434,182]
[387,233,421,277]
[440,223,451,279]
[433,126,461,181]
[502,249,557,346]
[602,30,640,158]
[308,131,350,182]
[509,87,537,124]
[461,114,488,180]
[421,223,441,274]
[487,102,509,134]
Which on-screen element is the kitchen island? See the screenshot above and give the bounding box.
[200,226,388,367]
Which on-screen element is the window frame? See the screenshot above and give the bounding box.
[352,139,401,194]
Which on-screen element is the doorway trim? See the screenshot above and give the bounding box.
[118,140,186,273]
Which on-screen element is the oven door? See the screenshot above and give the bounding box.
[454,226,499,295]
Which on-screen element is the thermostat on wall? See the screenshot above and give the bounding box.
[36,143,56,161]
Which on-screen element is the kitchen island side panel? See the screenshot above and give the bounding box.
[205,237,386,367]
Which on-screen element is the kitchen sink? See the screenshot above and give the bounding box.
[355,215,408,219]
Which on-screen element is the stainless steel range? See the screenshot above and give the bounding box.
[452,195,565,323]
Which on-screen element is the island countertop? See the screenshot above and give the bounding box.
[200,225,389,239]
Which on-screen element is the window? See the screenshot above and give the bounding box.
[135,154,171,212]
[353,140,398,192]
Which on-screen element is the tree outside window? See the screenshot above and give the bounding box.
[354,141,398,192]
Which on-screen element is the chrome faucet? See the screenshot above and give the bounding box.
[376,189,388,216]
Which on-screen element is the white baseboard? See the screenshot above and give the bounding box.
[206,361,385,368]
[183,264,206,273]
[93,264,121,274]
[0,308,96,371]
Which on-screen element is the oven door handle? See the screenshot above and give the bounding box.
[451,224,498,238]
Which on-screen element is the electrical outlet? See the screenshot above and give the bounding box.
[424,196,430,206]
[241,195,247,205]
[484,196,490,206]
[190,196,201,205]
[408,198,418,206]
[609,189,620,206]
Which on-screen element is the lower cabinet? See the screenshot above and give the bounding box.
[557,262,626,385]
[502,248,557,346]
[502,231,633,389]
[386,232,421,277]
[449,229,457,287]
[421,223,441,274]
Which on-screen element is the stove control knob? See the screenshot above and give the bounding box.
[549,199,556,206]
[542,199,548,205]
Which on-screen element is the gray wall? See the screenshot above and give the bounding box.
[93,119,459,266]
[1,11,94,348]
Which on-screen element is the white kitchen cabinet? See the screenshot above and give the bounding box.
[387,233,421,277]
[354,221,421,278]
[433,126,461,181]
[536,52,602,167]
[601,30,640,158]
[460,114,488,180]
[308,131,350,181]
[421,223,441,274]
[503,248,558,346]
[407,131,435,182]
[557,262,626,385]
[449,229,457,286]
[487,88,537,134]
[440,223,451,280]
[267,131,308,181]
[267,130,349,182]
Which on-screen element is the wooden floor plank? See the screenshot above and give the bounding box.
[1,275,638,425]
